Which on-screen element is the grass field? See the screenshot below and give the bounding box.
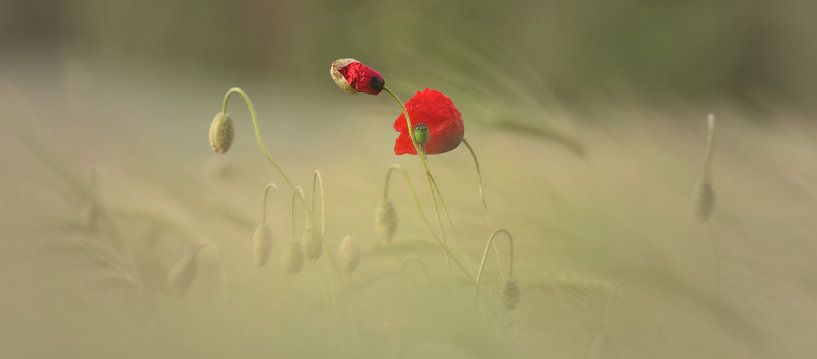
[1,62,816,359]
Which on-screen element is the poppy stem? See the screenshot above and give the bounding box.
[261,182,278,225]
[703,114,716,184]
[221,87,310,211]
[461,138,490,225]
[383,86,475,282]
[474,229,515,297]
[290,186,308,239]
[461,138,504,273]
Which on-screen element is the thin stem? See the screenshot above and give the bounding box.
[475,229,515,297]
[462,138,490,225]
[312,170,325,235]
[221,87,309,210]
[261,182,278,224]
[462,138,504,275]
[290,186,307,239]
[703,114,716,183]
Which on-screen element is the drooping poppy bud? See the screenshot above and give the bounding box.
[253,224,273,267]
[330,58,385,96]
[338,235,360,273]
[209,112,234,154]
[282,240,303,275]
[499,280,520,311]
[301,226,323,261]
[393,89,464,155]
[374,199,397,243]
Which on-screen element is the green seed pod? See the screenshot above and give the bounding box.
[374,199,397,243]
[253,224,274,267]
[338,235,360,273]
[209,112,234,154]
[301,226,323,261]
[692,180,715,222]
[499,280,520,311]
[412,123,429,148]
[281,240,303,274]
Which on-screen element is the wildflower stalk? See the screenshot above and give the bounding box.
[462,138,504,273]
[261,182,278,224]
[383,86,475,282]
[221,87,309,210]
[474,229,514,296]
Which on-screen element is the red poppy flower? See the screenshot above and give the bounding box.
[393,89,464,155]
[330,58,385,96]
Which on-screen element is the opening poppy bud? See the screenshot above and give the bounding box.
[338,235,360,273]
[394,89,464,155]
[499,280,520,311]
[209,112,234,154]
[330,58,385,96]
[281,240,303,275]
[412,123,429,151]
[301,226,323,261]
[374,199,397,243]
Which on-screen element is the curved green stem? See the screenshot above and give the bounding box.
[290,186,307,238]
[221,87,309,210]
[312,170,326,235]
[462,138,490,226]
[261,182,278,224]
[475,229,515,296]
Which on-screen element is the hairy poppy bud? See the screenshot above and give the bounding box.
[302,226,323,261]
[499,280,520,311]
[374,199,397,243]
[281,240,303,275]
[330,58,385,96]
[209,112,234,154]
[253,224,273,267]
[338,235,360,273]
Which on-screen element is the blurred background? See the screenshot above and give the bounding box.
[1,1,816,358]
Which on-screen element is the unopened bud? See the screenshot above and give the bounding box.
[209,112,234,154]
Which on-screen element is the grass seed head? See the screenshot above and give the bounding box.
[500,280,520,311]
[253,224,274,267]
[282,240,303,274]
[209,112,234,154]
[338,235,360,273]
[692,180,716,222]
[374,199,397,243]
[301,226,323,261]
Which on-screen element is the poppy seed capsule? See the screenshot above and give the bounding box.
[281,240,303,274]
[692,180,716,222]
[302,226,323,261]
[209,112,234,154]
[412,123,429,149]
[338,235,360,273]
[499,280,520,311]
[253,224,273,267]
[374,199,397,243]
